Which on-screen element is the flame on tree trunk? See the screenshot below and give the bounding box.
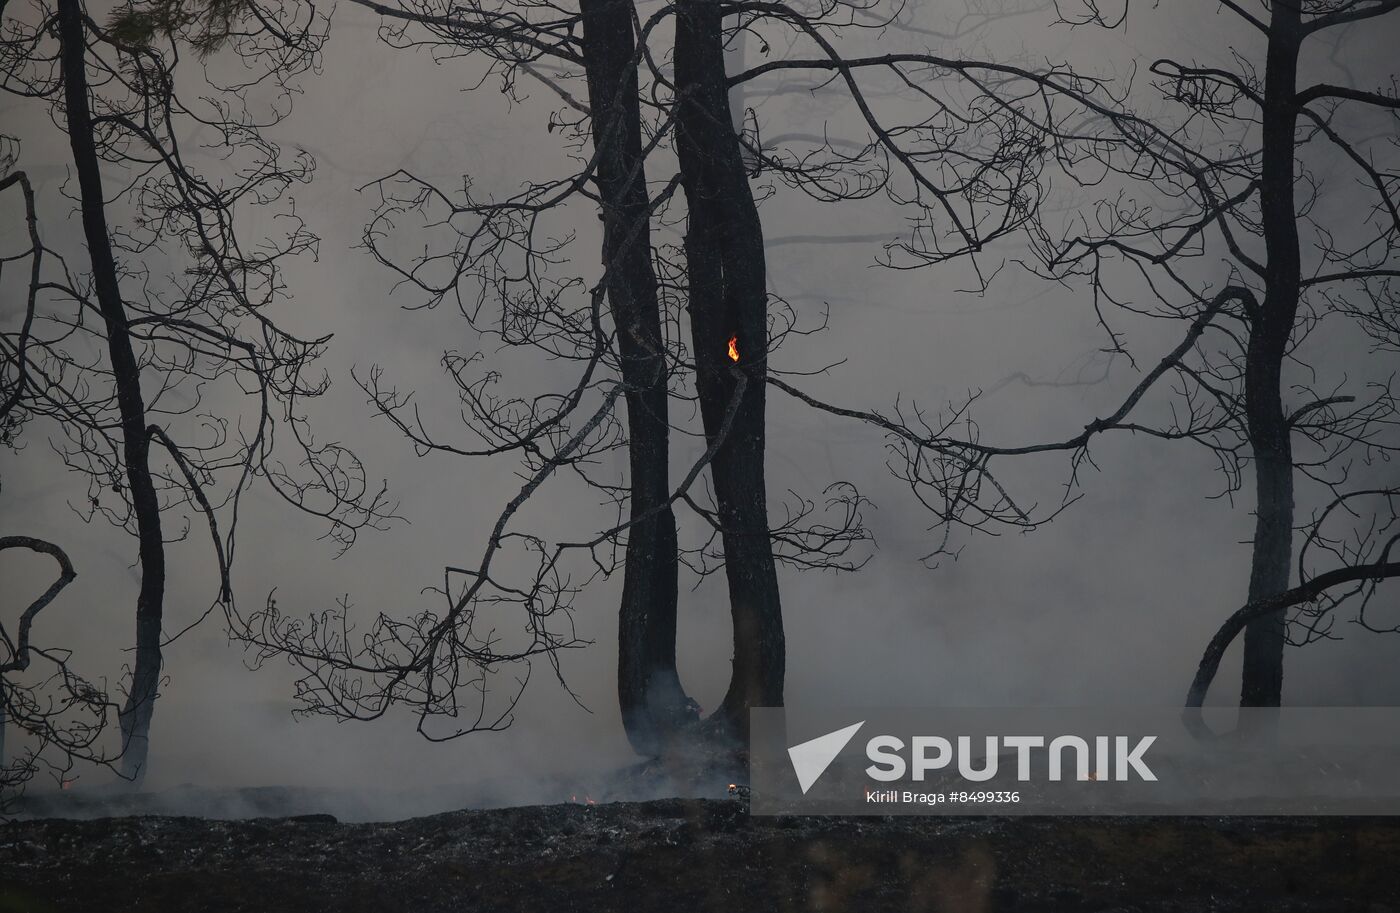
[57,0,166,783]
[584,0,783,753]
[675,0,784,740]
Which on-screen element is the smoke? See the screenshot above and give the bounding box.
[3,0,1398,822]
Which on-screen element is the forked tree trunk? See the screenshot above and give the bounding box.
[579,0,693,754]
[57,0,166,782]
[675,0,784,740]
[1240,3,1302,710]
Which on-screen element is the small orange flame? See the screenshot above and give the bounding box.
[727,335,740,363]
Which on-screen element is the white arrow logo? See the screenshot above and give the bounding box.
[787,721,865,794]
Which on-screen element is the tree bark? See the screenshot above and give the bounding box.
[675,0,784,740]
[57,0,166,783]
[578,0,692,754]
[1240,3,1301,710]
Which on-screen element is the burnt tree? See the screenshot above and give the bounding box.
[231,0,1100,754]
[1237,0,1303,709]
[0,536,116,805]
[674,0,784,735]
[55,0,167,781]
[2,0,391,784]
[2,143,118,801]
[718,2,1397,717]
[1028,0,1400,708]
[579,0,689,752]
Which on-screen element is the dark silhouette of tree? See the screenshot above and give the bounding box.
[19,0,1386,769]
[1019,0,1400,709]
[1187,539,1400,711]
[54,0,170,784]
[577,0,688,751]
[719,1,1399,716]
[0,536,119,808]
[233,0,803,750]
[226,0,1114,758]
[675,0,785,737]
[1,0,393,784]
[2,142,120,805]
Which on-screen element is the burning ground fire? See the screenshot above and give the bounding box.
[727,335,740,363]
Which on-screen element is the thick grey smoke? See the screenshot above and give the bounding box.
[2,0,1397,818]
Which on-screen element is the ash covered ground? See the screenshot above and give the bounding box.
[3,794,1399,912]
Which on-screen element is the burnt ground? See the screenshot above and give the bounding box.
[2,800,1399,912]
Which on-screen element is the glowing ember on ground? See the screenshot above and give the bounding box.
[727,335,740,362]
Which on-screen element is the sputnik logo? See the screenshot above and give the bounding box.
[787,721,865,794]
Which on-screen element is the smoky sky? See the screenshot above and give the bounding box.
[2,0,1398,809]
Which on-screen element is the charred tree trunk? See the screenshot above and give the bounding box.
[57,0,166,782]
[579,0,693,755]
[675,0,784,740]
[1240,4,1301,710]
